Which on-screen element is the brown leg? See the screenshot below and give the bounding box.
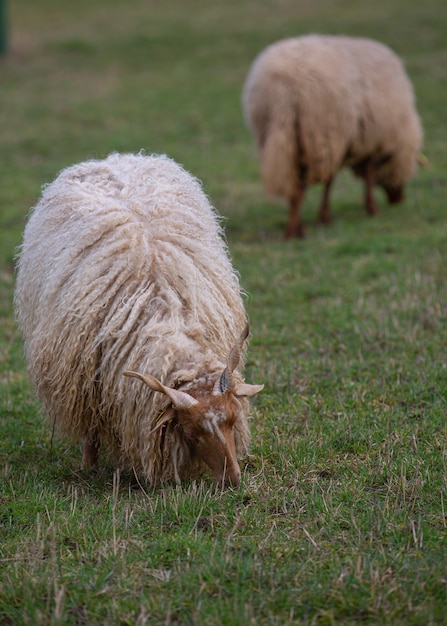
[82,435,100,468]
[285,187,306,239]
[318,178,334,224]
[364,160,379,215]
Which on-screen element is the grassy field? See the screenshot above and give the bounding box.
[1,0,447,624]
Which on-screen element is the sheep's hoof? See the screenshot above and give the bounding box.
[284,223,306,239]
[366,203,379,216]
[317,210,332,225]
[365,195,379,215]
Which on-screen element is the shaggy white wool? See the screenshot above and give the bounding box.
[242,35,423,198]
[15,152,249,484]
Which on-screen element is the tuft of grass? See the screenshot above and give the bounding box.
[1,0,447,624]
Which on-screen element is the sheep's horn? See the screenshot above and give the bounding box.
[123,370,199,409]
[215,322,250,394]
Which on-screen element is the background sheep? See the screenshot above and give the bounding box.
[242,34,423,238]
[14,152,263,487]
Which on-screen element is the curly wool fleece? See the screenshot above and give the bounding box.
[15,152,251,484]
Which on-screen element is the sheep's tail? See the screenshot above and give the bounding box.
[259,119,299,200]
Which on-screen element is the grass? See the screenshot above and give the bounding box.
[1,0,447,623]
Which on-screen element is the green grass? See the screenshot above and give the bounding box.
[1,0,447,624]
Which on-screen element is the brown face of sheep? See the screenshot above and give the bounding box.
[123,324,264,487]
[169,392,252,488]
[123,370,263,487]
[384,185,404,205]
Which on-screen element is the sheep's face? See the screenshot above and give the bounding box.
[174,392,251,487]
[124,323,264,487]
[124,370,263,487]
[383,185,404,205]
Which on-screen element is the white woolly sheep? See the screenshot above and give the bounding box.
[242,34,423,238]
[14,152,263,487]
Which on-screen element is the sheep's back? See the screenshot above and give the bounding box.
[243,35,422,190]
[243,36,362,190]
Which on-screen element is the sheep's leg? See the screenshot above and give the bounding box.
[82,434,99,468]
[317,178,334,224]
[285,188,306,239]
[364,160,379,215]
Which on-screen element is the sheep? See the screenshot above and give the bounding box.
[14,152,264,488]
[242,34,423,238]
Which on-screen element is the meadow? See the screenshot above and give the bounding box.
[1,0,447,624]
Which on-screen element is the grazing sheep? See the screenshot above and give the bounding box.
[15,152,263,487]
[242,34,423,238]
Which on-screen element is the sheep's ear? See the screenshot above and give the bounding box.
[150,406,177,434]
[123,370,199,409]
[234,383,264,398]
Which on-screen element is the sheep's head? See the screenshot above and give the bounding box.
[123,324,263,487]
[383,185,404,205]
